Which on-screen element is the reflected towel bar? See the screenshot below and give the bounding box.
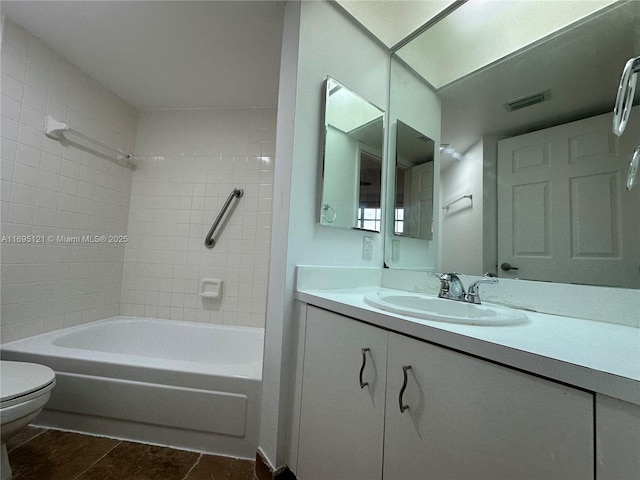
[442,194,472,210]
[205,188,244,249]
[44,116,137,170]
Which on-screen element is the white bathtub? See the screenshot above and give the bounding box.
[0,316,264,459]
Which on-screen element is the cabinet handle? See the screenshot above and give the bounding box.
[359,348,370,388]
[399,365,412,413]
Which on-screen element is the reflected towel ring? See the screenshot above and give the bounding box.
[613,57,639,137]
[321,204,336,223]
[628,147,640,191]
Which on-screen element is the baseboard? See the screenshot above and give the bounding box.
[255,449,296,480]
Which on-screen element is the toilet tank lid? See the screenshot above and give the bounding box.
[0,361,55,403]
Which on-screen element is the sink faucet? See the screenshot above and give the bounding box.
[435,273,466,301]
[431,273,498,304]
[465,277,499,304]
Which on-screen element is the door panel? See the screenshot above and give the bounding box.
[297,306,387,480]
[498,108,640,287]
[384,333,594,480]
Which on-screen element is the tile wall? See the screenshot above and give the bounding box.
[0,19,138,342]
[120,108,276,327]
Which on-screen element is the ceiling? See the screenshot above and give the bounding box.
[437,1,640,169]
[2,1,285,110]
[335,0,455,48]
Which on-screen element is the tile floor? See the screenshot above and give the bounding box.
[6,426,255,480]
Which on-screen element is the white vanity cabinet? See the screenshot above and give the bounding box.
[296,306,388,480]
[596,394,640,480]
[297,305,596,480]
[384,333,594,480]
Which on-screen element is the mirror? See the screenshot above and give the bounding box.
[394,121,435,240]
[389,1,640,288]
[320,77,385,231]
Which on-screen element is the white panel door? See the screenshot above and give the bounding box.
[498,108,640,287]
[297,306,388,480]
[384,333,594,480]
[408,161,434,239]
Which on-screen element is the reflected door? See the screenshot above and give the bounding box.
[497,109,640,288]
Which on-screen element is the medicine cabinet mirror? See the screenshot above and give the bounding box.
[394,121,435,240]
[320,77,385,232]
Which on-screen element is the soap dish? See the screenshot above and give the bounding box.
[199,278,222,298]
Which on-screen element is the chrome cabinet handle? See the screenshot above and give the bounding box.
[359,348,370,388]
[399,365,412,413]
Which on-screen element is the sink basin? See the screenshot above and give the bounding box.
[363,291,528,326]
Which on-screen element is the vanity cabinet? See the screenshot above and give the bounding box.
[384,333,593,480]
[297,307,388,480]
[297,306,595,480]
[596,394,640,480]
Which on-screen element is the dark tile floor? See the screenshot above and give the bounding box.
[6,426,255,480]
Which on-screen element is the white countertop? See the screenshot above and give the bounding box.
[296,287,640,406]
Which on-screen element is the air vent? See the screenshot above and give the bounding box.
[504,89,551,112]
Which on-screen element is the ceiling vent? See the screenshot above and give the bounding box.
[504,89,551,112]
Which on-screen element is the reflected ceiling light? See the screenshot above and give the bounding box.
[440,144,463,160]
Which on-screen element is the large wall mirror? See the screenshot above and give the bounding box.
[320,77,385,232]
[394,121,435,240]
[388,1,639,288]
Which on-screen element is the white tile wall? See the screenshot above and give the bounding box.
[1,19,138,342]
[121,108,276,327]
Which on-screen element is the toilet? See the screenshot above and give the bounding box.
[0,361,56,480]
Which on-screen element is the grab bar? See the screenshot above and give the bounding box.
[204,188,243,249]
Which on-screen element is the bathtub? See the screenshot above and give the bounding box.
[0,316,263,459]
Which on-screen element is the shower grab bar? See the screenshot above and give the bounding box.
[204,188,244,249]
[44,116,137,171]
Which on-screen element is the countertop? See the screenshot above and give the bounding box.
[296,287,640,405]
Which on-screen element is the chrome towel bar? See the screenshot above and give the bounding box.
[204,188,243,249]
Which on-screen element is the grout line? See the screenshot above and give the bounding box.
[72,438,123,480]
[181,453,203,480]
[7,426,48,453]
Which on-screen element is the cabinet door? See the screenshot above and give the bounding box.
[596,394,640,480]
[384,333,594,480]
[297,306,388,480]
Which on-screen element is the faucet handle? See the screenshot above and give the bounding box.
[466,277,498,304]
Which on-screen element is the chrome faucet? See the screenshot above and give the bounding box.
[465,277,499,304]
[435,273,466,301]
[431,273,498,305]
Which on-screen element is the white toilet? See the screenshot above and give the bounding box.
[0,361,56,480]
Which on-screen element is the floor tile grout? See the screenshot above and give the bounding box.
[181,453,203,480]
[7,426,48,453]
[71,437,123,480]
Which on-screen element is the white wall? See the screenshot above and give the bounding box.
[321,125,358,228]
[385,57,441,270]
[440,139,483,275]
[1,19,137,343]
[121,108,276,327]
[260,0,390,468]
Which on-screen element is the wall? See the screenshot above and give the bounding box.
[1,19,137,343]
[321,125,358,228]
[385,57,441,270]
[440,139,483,275]
[120,108,276,327]
[259,0,390,468]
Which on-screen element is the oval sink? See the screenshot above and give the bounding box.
[363,292,528,326]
